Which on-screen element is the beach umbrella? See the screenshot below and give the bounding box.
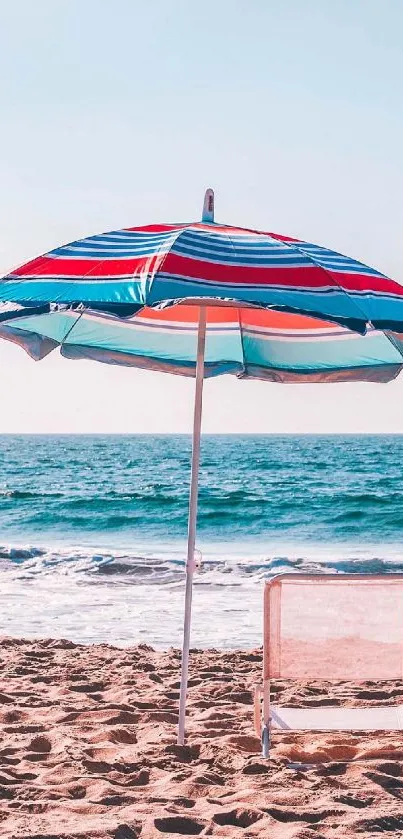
[1,189,403,745]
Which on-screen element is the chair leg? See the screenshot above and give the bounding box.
[255,683,271,757]
[262,721,271,759]
[262,677,271,758]
[253,686,262,737]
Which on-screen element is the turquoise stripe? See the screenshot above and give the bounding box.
[4,310,403,378]
[1,279,148,305]
[10,312,244,367]
[242,329,401,371]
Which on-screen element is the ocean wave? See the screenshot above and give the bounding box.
[0,546,46,561]
[0,489,64,500]
[1,543,403,584]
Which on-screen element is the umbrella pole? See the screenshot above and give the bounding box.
[177,306,207,746]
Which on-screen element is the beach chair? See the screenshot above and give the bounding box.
[254,574,403,758]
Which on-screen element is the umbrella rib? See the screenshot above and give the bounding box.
[217,227,249,376]
[237,307,247,377]
[379,328,403,361]
[271,236,371,330]
[206,223,370,334]
[148,225,196,305]
[59,308,85,348]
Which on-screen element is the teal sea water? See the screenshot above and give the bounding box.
[0,434,402,647]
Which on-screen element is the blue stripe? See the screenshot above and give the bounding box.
[295,244,385,277]
[51,244,171,259]
[86,237,172,247]
[170,241,311,266]
[330,265,384,276]
[0,279,148,304]
[189,230,280,245]
[108,229,178,238]
[91,232,177,244]
[78,234,174,245]
[181,230,287,248]
[178,230,290,252]
[99,230,180,242]
[50,230,179,259]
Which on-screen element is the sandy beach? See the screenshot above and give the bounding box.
[0,638,403,838]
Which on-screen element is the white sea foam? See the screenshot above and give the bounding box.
[1,541,403,648]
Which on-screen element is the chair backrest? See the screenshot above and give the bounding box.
[264,574,403,680]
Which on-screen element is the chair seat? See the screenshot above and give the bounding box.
[270,704,403,731]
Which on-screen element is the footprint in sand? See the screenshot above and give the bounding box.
[107,727,138,744]
[360,815,403,832]
[365,770,403,799]
[335,793,374,808]
[0,710,28,724]
[84,745,120,761]
[213,807,263,828]
[28,735,52,754]
[376,761,403,776]
[266,806,344,824]
[164,744,201,763]
[107,711,142,725]
[355,688,403,700]
[193,771,226,786]
[280,739,360,764]
[69,681,105,693]
[144,710,178,725]
[113,823,141,839]
[202,718,234,731]
[242,761,270,775]
[226,734,263,753]
[4,724,46,735]
[154,815,205,835]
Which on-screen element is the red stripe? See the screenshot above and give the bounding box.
[12,255,158,278]
[266,232,301,243]
[326,270,403,296]
[162,254,403,295]
[123,224,185,233]
[9,250,402,298]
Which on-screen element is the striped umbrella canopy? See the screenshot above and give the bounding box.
[1,188,403,334]
[1,303,403,383]
[1,189,403,745]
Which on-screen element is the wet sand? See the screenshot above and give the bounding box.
[0,637,403,838]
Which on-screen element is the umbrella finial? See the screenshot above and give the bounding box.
[202,188,214,223]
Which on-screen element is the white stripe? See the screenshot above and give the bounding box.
[73,311,238,335]
[50,247,170,259]
[6,274,149,282]
[171,242,308,262]
[242,326,359,343]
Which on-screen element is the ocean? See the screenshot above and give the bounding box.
[0,434,402,648]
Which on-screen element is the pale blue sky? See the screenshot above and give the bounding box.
[1,0,403,432]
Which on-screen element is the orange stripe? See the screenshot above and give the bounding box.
[137,305,238,324]
[137,304,337,331]
[239,308,336,330]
